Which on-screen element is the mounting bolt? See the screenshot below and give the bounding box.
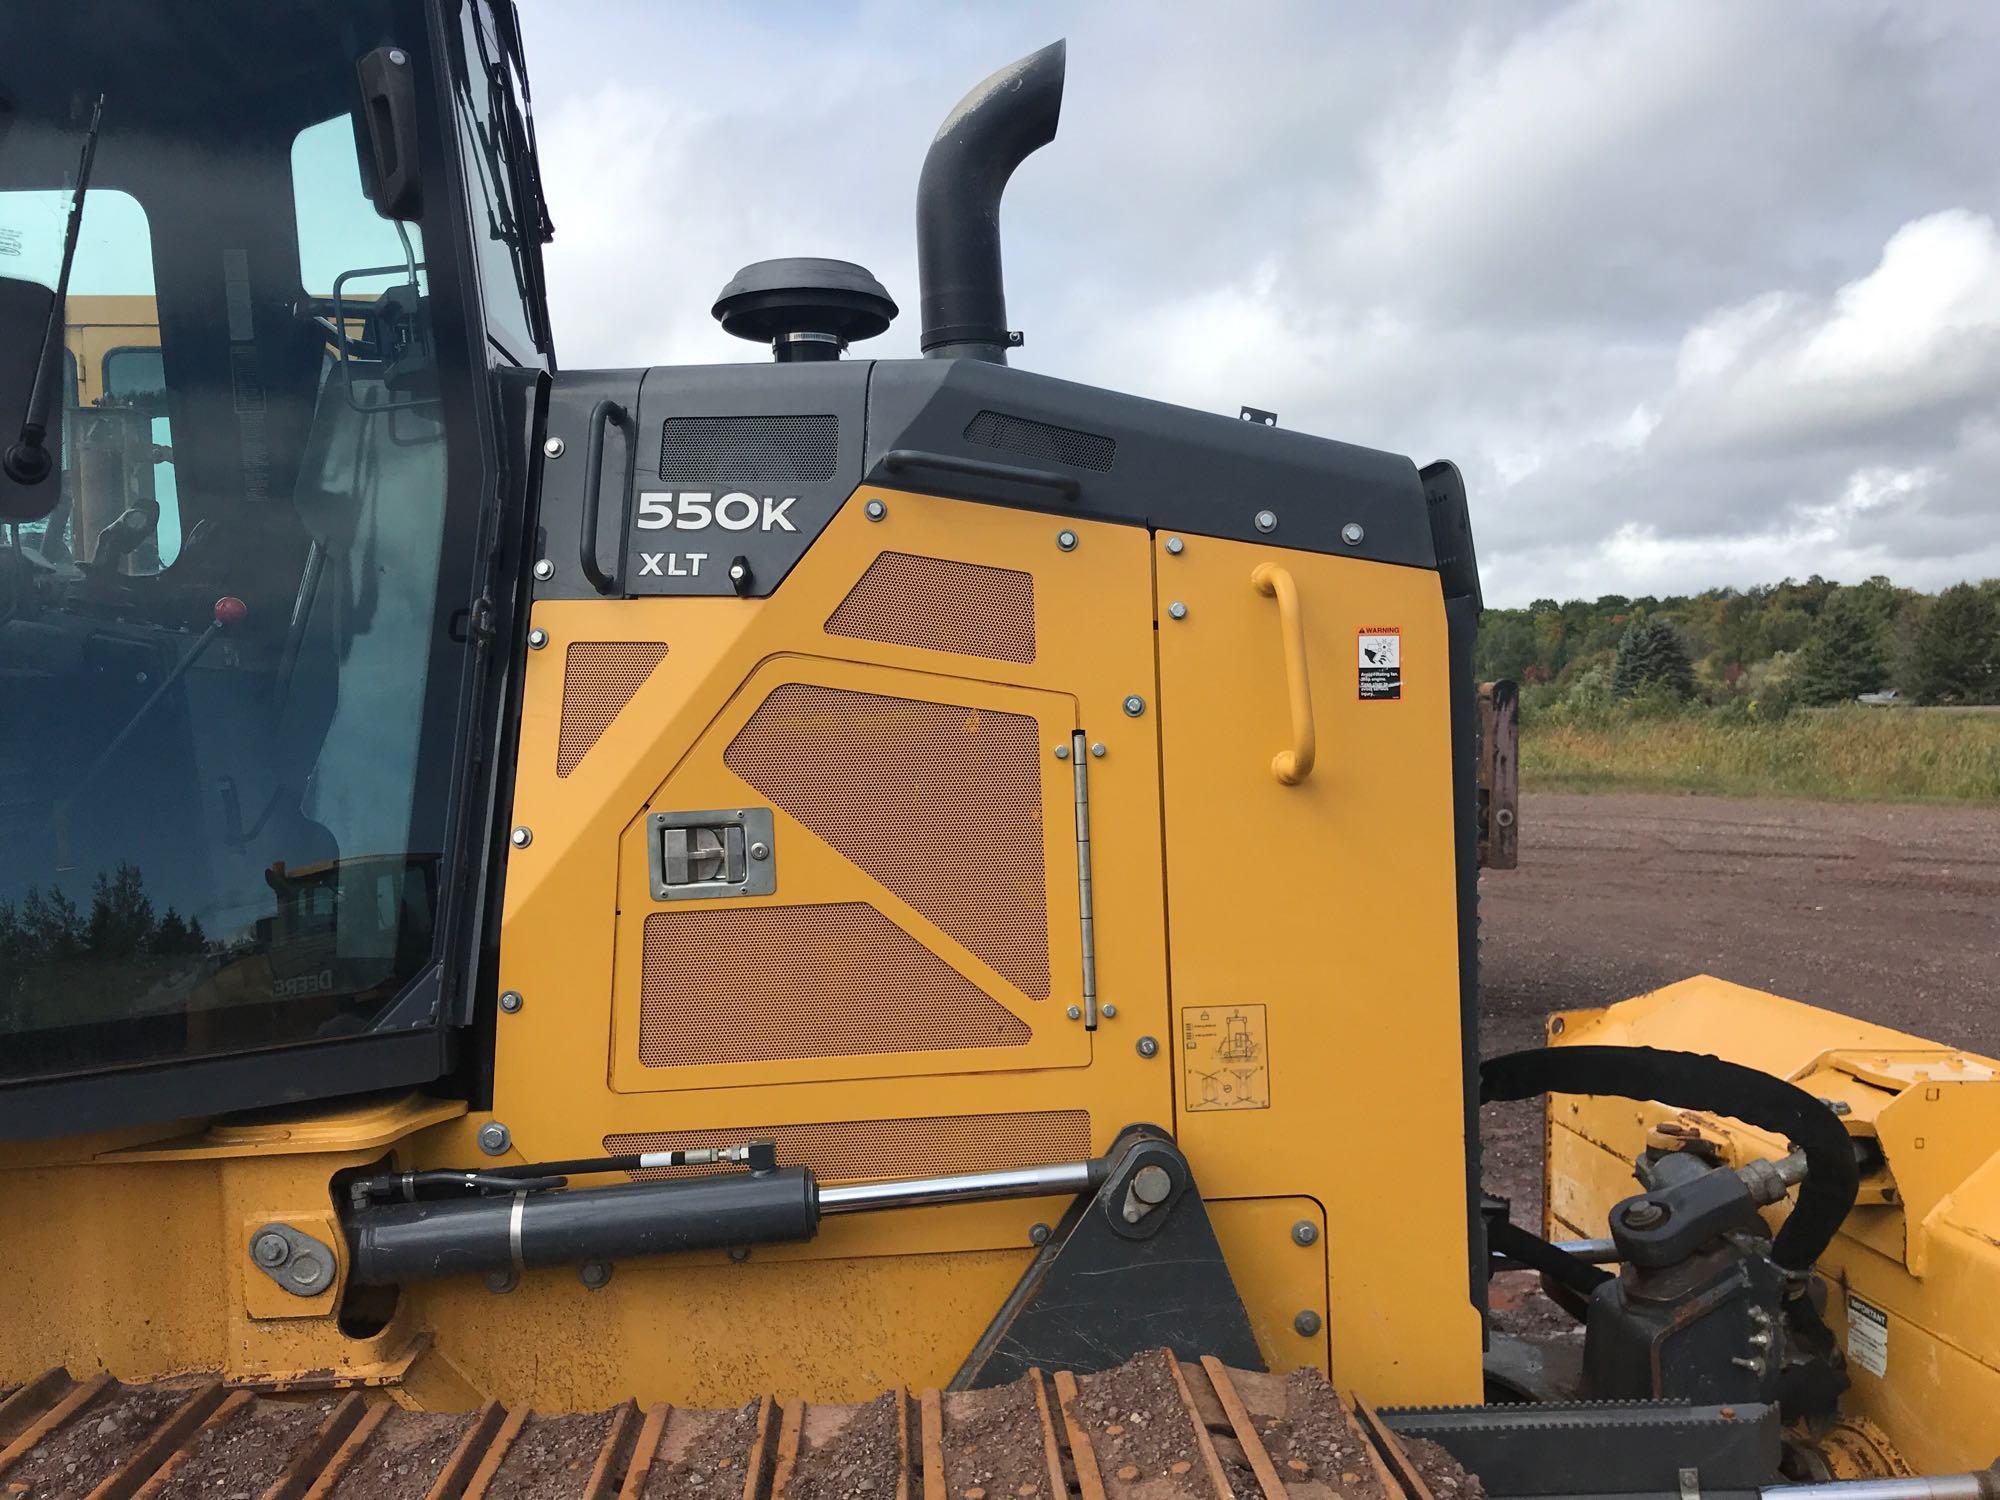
[1029,1222,1052,1246]
[542,436,565,459]
[527,628,548,650]
[1100,1003,1117,1019]
[578,1261,614,1291]
[484,1269,518,1295]
[499,990,523,1014]
[477,1120,512,1157]
[1341,522,1365,545]
[865,499,887,521]
[748,840,771,861]
[1067,1005,1083,1020]
[1090,742,1106,758]
[1293,1310,1323,1337]
[533,559,554,581]
[1131,1164,1173,1206]
[1057,530,1078,551]
[252,1231,291,1268]
[729,1246,751,1263]
[1254,510,1278,533]
[1054,743,1071,760]
[1624,1199,1669,1229]
[510,826,533,848]
[1122,695,1146,717]
[1164,536,1185,555]
[1292,1219,1319,1247]
[1136,1035,1159,1058]
[1817,1097,1853,1116]
[1167,601,1188,621]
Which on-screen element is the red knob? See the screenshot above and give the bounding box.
[213,596,248,627]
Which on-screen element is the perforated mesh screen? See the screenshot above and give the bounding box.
[557,642,670,777]
[638,903,1030,1067]
[964,410,1116,472]
[658,415,839,483]
[724,685,1051,997]
[824,552,1037,663]
[606,1110,1090,1184]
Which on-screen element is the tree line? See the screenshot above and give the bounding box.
[1475,576,2000,719]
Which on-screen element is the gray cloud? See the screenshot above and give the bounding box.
[518,0,2000,604]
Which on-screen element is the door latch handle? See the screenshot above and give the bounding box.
[1250,562,1316,785]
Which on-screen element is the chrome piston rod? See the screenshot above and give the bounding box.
[1764,1477,2000,1499]
[819,1160,1098,1214]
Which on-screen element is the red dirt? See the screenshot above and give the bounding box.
[328,1409,476,1499]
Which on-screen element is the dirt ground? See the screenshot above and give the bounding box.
[1478,790,2000,1228]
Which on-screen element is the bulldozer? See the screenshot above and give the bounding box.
[1,4,1994,1495]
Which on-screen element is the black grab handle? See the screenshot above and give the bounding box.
[579,398,631,596]
[879,447,1082,500]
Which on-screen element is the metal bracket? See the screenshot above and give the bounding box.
[647,807,776,901]
[248,1222,338,1297]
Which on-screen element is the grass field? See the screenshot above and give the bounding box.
[1521,705,2000,801]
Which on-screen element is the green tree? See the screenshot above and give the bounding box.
[1907,582,2000,705]
[85,861,155,957]
[1610,618,1694,700]
[1796,590,1891,704]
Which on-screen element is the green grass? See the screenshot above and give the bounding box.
[1521,705,2000,801]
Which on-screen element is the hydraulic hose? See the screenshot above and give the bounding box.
[1481,1045,1860,1272]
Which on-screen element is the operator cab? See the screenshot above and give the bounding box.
[0,1,548,1124]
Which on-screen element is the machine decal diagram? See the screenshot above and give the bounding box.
[1181,1005,1271,1111]
[1358,627,1402,700]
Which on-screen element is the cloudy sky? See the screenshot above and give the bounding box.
[517,1,2000,607]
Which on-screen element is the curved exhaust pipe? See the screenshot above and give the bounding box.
[916,39,1066,363]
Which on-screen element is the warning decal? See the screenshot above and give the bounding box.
[1358,627,1401,701]
[1847,1294,1888,1378]
[1181,1005,1271,1111]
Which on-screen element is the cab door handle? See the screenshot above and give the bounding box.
[1250,563,1316,785]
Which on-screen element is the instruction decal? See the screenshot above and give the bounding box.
[1358,627,1401,701]
[1181,1005,1270,1111]
[1846,1294,1888,1378]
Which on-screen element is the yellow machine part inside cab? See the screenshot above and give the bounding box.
[0,486,1483,1411]
[1546,976,2000,1471]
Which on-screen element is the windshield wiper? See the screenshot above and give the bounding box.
[4,94,104,491]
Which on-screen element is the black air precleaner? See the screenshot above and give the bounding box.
[916,39,1065,364]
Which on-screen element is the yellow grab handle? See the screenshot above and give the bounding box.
[1250,562,1316,785]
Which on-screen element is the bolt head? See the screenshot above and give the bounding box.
[748,841,771,861]
[1054,743,1071,760]
[1136,1035,1159,1058]
[527,628,548,650]
[499,990,523,1014]
[578,1260,614,1290]
[1067,1004,1082,1020]
[1029,1222,1052,1245]
[1624,1199,1669,1229]
[1292,1219,1319,1246]
[864,499,887,521]
[542,435,565,459]
[387,47,409,65]
[1341,522,1365,545]
[1090,741,1106,758]
[533,559,554,581]
[1254,510,1279,533]
[1293,1309,1323,1337]
[510,825,533,848]
[1057,530,1078,551]
[1164,536,1185,555]
[1122,695,1146,717]
[1167,601,1187,620]
[1132,1164,1173,1205]
[252,1231,291,1268]
[477,1121,512,1156]
[1100,1002,1117,1019]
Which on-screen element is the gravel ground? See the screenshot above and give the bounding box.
[1478,790,2000,1228]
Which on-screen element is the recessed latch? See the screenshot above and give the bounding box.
[648,807,776,901]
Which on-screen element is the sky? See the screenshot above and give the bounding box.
[516,0,2000,608]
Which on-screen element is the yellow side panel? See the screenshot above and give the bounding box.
[1153,534,1481,1406]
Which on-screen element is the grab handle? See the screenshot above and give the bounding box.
[1250,562,1316,785]
[578,398,630,596]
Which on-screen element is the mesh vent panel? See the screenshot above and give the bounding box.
[658,415,839,483]
[638,903,1030,1067]
[606,1110,1090,1184]
[557,641,669,777]
[964,410,1116,472]
[824,552,1037,663]
[724,685,1051,997]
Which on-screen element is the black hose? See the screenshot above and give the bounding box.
[1481,1046,1859,1272]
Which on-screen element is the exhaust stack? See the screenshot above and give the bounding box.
[916,39,1066,364]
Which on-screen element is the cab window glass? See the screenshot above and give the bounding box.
[450,1,539,359]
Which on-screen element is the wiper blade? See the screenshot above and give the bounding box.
[4,94,104,491]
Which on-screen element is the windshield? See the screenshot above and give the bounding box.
[0,2,479,1081]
